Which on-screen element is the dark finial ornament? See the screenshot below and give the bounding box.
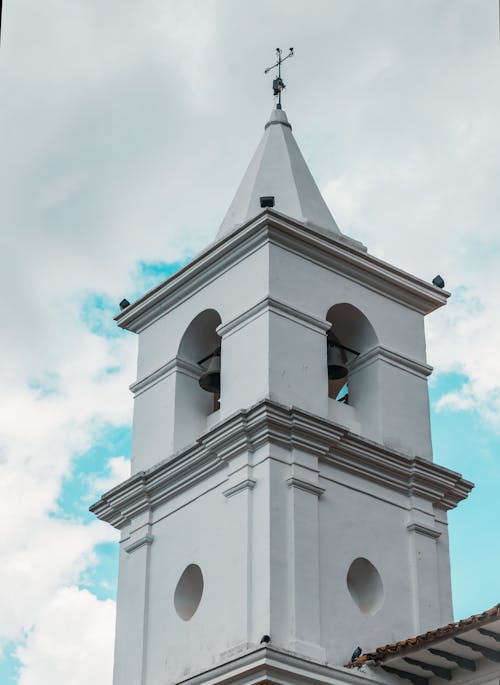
[432,274,445,289]
[264,47,294,109]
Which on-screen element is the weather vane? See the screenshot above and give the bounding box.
[264,47,294,109]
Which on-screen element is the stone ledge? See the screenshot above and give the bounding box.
[286,476,325,497]
[223,478,257,498]
[90,400,473,530]
[217,296,331,340]
[175,644,386,685]
[123,534,154,554]
[406,523,441,539]
[115,211,449,333]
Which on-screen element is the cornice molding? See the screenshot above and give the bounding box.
[406,523,441,540]
[350,346,433,380]
[115,211,448,333]
[123,534,154,554]
[217,296,331,340]
[130,297,329,398]
[264,214,449,315]
[175,644,385,685]
[223,478,257,498]
[130,357,200,397]
[90,400,473,530]
[287,476,325,497]
[116,218,270,333]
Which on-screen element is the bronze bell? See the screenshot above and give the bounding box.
[327,343,349,380]
[198,350,221,394]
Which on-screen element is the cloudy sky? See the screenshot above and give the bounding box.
[0,1,499,682]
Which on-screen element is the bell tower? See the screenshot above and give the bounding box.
[92,105,473,685]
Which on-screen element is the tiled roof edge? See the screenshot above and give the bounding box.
[347,603,500,668]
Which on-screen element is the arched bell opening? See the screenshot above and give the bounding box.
[325,304,378,405]
[174,309,222,450]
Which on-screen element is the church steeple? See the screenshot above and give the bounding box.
[92,96,473,685]
[218,108,342,238]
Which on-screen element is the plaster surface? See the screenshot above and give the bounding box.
[218,109,341,238]
[128,214,438,473]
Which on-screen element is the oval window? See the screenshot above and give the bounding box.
[347,557,384,615]
[174,564,204,621]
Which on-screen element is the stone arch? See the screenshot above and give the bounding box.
[173,309,222,450]
[325,303,378,404]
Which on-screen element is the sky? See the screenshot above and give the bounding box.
[0,0,499,683]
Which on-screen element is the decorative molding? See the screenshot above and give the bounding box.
[216,300,266,338]
[265,118,292,131]
[350,346,433,380]
[223,478,257,498]
[124,534,154,554]
[130,357,200,396]
[406,523,441,540]
[265,214,448,315]
[269,298,331,333]
[115,211,448,333]
[116,220,269,333]
[90,448,225,529]
[286,476,325,497]
[217,296,330,340]
[331,436,472,511]
[175,644,384,685]
[90,399,473,530]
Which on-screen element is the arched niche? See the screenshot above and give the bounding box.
[174,309,222,451]
[325,303,378,404]
[178,309,222,365]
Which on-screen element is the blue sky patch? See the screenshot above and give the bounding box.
[131,259,191,299]
[80,293,127,339]
[56,424,131,522]
[430,372,500,619]
[79,541,120,602]
[0,643,18,683]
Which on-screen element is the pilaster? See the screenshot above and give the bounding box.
[222,458,257,653]
[406,498,443,633]
[113,511,153,685]
[286,464,325,660]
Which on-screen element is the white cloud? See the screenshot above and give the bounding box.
[0,270,133,653]
[0,520,115,646]
[16,587,115,685]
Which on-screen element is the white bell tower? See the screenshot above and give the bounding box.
[92,106,473,685]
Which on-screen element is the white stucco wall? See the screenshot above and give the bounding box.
[129,230,434,473]
[112,438,453,685]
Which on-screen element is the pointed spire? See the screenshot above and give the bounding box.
[217,108,342,239]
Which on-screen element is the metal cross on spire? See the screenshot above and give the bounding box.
[264,47,294,109]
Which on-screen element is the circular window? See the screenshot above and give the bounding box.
[347,557,384,615]
[174,564,204,621]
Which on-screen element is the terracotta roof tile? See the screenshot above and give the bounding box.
[347,603,500,668]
